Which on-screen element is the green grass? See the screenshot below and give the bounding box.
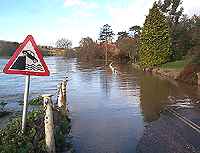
[160,59,190,70]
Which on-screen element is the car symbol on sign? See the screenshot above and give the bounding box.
[22,50,38,63]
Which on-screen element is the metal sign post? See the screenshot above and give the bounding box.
[22,75,30,132]
[3,35,50,133]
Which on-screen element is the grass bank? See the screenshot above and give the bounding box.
[160,59,191,70]
[133,58,200,85]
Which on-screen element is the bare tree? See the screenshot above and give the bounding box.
[56,38,72,49]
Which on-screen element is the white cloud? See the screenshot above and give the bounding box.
[41,0,156,47]
[183,0,200,16]
[40,15,101,47]
[33,0,200,47]
[107,0,155,32]
[64,0,98,9]
[107,0,200,33]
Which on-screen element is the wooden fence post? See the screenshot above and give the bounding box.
[61,80,67,108]
[57,80,67,110]
[42,94,55,153]
[197,72,200,86]
[57,83,63,108]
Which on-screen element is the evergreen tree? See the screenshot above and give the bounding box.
[139,2,171,68]
[129,25,142,38]
[99,24,114,65]
[117,31,129,40]
[158,0,183,25]
[158,0,184,60]
[99,24,114,43]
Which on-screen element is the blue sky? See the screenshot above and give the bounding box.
[0,0,199,47]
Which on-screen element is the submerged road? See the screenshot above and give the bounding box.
[136,107,200,153]
[166,108,200,134]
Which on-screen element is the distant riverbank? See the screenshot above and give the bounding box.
[0,39,76,57]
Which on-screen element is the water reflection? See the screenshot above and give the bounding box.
[100,71,112,97]
[139,72,200,122]
[139,73,171,122]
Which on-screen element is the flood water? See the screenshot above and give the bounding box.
[0,56,200,153]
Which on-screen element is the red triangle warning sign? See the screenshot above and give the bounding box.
[3,35,50,76]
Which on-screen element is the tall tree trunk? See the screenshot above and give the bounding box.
[105,43,108,65]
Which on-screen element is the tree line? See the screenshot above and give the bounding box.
[76,24,140,63]
[56,0,199,68]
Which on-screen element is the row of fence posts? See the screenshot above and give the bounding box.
[42,79,68,153]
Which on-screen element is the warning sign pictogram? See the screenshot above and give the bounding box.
[3,35,50,76]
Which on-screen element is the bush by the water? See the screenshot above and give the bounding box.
[54,109,71,152]
[29,97,43,106]
[0,101,71,153]
[177,55,200,84]
[0,109,47,153]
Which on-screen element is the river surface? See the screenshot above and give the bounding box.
[0,56,200,153]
